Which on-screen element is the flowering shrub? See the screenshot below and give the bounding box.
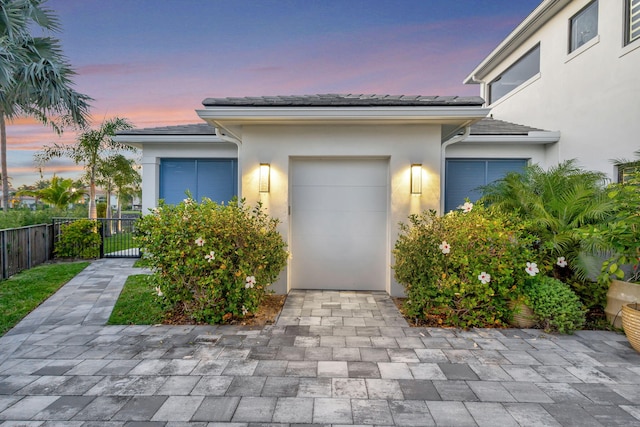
[393,203,542,328]
[522,276,585,334]
[135,198,288,323]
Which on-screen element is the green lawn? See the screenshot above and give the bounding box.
[107,274,165,325]
[0,262,90,336]
[103,232,138,253]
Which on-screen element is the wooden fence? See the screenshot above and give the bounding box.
[0,224,54,279]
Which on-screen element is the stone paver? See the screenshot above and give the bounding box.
[0,259,639,425]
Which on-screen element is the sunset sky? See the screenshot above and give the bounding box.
[7,0,541,187]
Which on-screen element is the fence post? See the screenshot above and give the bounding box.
[99,220,104,258]
[1,230,6,279]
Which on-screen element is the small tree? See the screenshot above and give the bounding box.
[16,175,85,209]
[36,117,133,219]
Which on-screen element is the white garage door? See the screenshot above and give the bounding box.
[290,158,388,290]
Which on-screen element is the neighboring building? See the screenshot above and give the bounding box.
[464,0,640,179]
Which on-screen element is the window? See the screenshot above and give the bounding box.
[627,0,640,45]
[488,45,540,104]
[569,1,598,52]
[617,162,640,183]
[445,159,528,212]
[159,158,237,205]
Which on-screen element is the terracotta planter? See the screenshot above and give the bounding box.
[621,303,640,353]
[509,301,536,328]
[605,280,640,328]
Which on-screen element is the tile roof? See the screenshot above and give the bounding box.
[117,123,217,136]
[118,117,548,137]
[202,94,485,107]
[469,117,545,135]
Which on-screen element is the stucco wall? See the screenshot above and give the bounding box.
[237,123,442,296]
[446,142,548,165]
[479,0,640,179]
[139,142,238,213]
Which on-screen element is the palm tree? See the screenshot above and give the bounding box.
[0,0,92,211]
[16,175,84,209]
[36,117,133,219]
[481,160,616,280]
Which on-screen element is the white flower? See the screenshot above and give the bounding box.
[439,241,451,254]
[195,237,205,247]
[151,207,161,215]
[525,262,539,276]
[245,275,256,289]
[241,305,249,315]
[478,272,491,284]
[462,202,473,213]
[154,286,163,297]
[556,256,567,268]
[183,198,194,205]
[205,251,215,262]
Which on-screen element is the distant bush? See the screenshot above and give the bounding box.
[0,206,87,229]
[135,197,288,324]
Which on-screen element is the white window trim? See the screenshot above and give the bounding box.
[487,72,541,108]
[565,34,600,63]
[620,38,640,57]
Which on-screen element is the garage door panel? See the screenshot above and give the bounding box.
[292,159,388,187]
[291,158,388,291]
[292,186,387,213]
[293,211,386,237]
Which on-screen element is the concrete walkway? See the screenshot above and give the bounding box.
[0,259,639,426]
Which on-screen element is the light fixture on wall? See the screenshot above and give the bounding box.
[259,163,271,193]
[411,164,422,194]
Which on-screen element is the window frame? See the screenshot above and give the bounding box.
[488,44,540,105]
[626,0,640,45]
[568,0,599,53]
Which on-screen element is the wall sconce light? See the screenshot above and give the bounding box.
[259,163,270,193]
[411,164,422,194]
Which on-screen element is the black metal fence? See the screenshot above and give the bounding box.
[0,224,54,279]
[52,217,140,259]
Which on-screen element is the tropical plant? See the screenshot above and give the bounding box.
[584,152,640,284]
[16,175,84,209]
[95,154,140,219]
[393,203,541,328]
[135,197,288,324]
[0,0,91,211]
[480,160,615,292]
[36,117,133,219]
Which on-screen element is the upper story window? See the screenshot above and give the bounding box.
[488,44,540,105]
[627,0,640,45]
[569,1,598,53]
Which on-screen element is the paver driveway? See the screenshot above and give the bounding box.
[0,258,639,426]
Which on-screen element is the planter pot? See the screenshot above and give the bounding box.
[509,301,536,328]
[621,303,640,353]
[605,280,640,328]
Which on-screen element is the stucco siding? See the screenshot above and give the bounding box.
[238,123,442,295]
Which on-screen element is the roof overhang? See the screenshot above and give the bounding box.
[197,106,491,141]
[461,130,561,145]
[464,0,571,84]
[113,134,227,149]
